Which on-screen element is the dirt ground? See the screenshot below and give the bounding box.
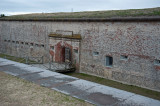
[0,71,93,106]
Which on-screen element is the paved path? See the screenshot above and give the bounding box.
[0,58,160,106]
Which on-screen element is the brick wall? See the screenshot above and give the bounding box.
[0,21,160,91]
[80,22,160,92]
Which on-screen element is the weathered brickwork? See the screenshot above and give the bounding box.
[0,21,160,91]
[49,38,80,68]
[0,21,49,62]
[80,22,160,92]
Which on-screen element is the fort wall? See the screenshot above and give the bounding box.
[0,20,160,91]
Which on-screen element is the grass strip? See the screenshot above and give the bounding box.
[66,72,160,100]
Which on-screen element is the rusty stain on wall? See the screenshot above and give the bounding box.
[0,21,160,92]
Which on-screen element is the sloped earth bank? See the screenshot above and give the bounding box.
[0,72,92,106]
[0,58,160,106]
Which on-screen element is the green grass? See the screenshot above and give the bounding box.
[0,72,92,106]
[66,72,160,100]
[1,53,160,100]
[0,53,35,64]
[1,7,160,20]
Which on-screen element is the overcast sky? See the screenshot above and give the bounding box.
[1,0,160,15]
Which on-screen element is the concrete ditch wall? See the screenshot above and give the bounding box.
[0,20,160,91]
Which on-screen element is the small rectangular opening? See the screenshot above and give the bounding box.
[30,43,34,46]
[120,55,128,60]
[93,51,99,56]
[12,41,15,43]
[25,42,29,45]
[106,56,113,67]
[21,42,24,44]
[16,41,19,44]
[41,44,44,47]
[154,59,160,66]
[4,40,7,42]
[74,49,78,53]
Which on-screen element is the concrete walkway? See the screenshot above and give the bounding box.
[0,58,160,106]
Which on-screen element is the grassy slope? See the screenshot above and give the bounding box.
[2,7,160,20]
[0,71,92,106]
